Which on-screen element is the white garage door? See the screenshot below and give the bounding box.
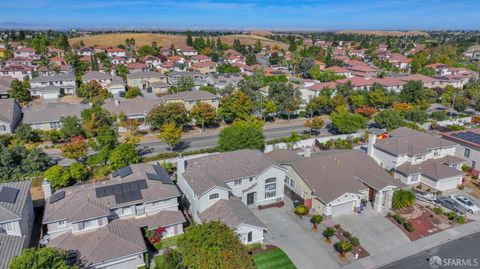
[331,200,355,217]
[437,177,461,191]
[42,92,59,99]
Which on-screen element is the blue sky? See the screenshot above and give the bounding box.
[1,0,479,30]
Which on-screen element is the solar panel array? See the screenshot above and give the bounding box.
[0,186,20,203]
[50,191,65,204]
[451,131,480,145]
[111,166,133,178]
[95,179,148,204]
[148,165,174,185]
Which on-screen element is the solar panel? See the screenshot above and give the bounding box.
[452,131,480,145]
[132,190,142,201]
[95,187,106,198]
[123,191,133,202]
[104,186,114,196]
[114,184,123,195]
[0,187,20,203]
[50,191,65,204]
[137,180,148,189]
[151,165,174,185]
[114,193,124,204]
[116,166,133,178]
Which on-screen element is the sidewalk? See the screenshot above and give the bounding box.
[343,220,480,269]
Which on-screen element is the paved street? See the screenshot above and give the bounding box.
[381,232,480,269]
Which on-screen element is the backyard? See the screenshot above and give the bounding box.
[252,247,297,269]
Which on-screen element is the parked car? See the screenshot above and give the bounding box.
[414,190,437,204]
[450,195,480,214]
[437,197,467,214]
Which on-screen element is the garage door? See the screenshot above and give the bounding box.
[331,200,355,217]
[42,92,59,99]
[437,177,460,191]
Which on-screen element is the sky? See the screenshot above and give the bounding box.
[1,0,480,30]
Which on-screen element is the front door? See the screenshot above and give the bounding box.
[247,192,256,205]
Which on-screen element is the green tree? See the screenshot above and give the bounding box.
[261,100,277,121]
[173,76,195,93]
[8,79,30,103]
[218,64,241,74]
[305,116,324,134]
[69,162,90,182]
[109,143,140,170]
[392,189,416,209]
[335,240,353,257]
[404,109,428,123]
[218,119,265,151]
[190,102,217,130]
[81,106,114,137]
[331,110,367,134]
[10,247,72,269]
[310,214,323,230]
[116,64,129,81]
[399,81,427,104]
[368,87,392,108]
[349,94,366,109]
[218,91,253,123]
[158,122,183,151]
[146,103,190,130]
[15,124,39,143]
[125,87,143,99]
[0,145,50,182]
[374,109,404,130]
[76,81,110,103]
[177,221,254,269]
[323,227,335,243]
[60,116,83,140]
[268,82,301,120]
[44,165,72,189]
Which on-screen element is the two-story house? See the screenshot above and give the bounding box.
[0,181,35,269]
[126,71,168,91]
[43,163,185,269]
[0,98,22,135]
[176,149,286,244]
[82,71,126,95]
[367,127,465,191]
[441,129,480,176]
[30,73,76,99]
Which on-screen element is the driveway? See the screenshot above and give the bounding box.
[335,207,410,255]
[252,201,339,269]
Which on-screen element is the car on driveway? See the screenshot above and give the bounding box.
[414,190,438,204]
[450,195,480,214]
[437,197,467,214]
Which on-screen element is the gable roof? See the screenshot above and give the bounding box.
[30,73,75,83]
[161,90,217,102]
[183,150,279,197]
[200,199,266,229]
[102,97,159,117]
[0,181,31,223]
[0,99,19,124]
[48,219,146,266]
[0,234,26,269]
[22,103,90,124]
[396,158,465,181]
[0,76,13,94]
[126,71,166,80]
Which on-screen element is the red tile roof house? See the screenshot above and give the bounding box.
[398,74,439,89]
[176,45,197,56]
[190,54,211,63]
[386,53,412,70]
[336,76,376,91]
[0,64,33,80]
[189,61,218,74]
[324,66,353,78]
[6,56,34,67]
[344,60,378,78]
[127,62,149,73]
[300,81,337,104]
[372,77,406,93]
[441,129,480,176]
[13,47,36,59]
[106,47,127,58]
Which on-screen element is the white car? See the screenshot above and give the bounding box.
[451,195,480,214]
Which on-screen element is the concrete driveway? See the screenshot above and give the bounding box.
[335,207,410,255]
[252,202,339,269]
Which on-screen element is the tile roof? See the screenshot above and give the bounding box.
[200,198,266,229]
[399,74,438,83]
[82,71,112,81]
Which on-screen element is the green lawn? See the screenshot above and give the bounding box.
[252,248,297,269]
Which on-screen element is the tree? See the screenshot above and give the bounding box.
[177,222,254,269]
[44,165,72,189]
[158,122,183,151]
[368,87,392,108]
[245,53,257,65]
[199,85,216,95]
[109,143,140,170]
[190,102,217,130]
[10,247,72,269]
[174,76,195,93]
[218,119,265,151]
[146,103,189,130]
[8,79,30,103]
[218,91,253,123]
[310,215,323,230]
[404,109,428,123]
[69,162,89,182]
[116,64,129,81]
[15,124,39,143]
[374,109,404,130]
[323,227,335,243]
[186,32,193,46]
[354,106,378,118]
[268,82,301,120]
[304,117,324,134]
[218,64,241,74]
[392,189,416,209]
[125,87,143,99]
[81,106,114,137]
[331,110,367,134]
[335,240,353,257]
[76,81,110,103]
[0,145,50,182]
[60,116,83,140]
[399,81,427,104]
[261,100,277,121]
[61,136,88,161]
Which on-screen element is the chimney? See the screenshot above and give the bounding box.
[42,180,52,199]
[367,132,377,157]
[304,148,311,158]
[176,156,186,177]
[114,99,120,106]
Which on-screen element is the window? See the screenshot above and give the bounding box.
[234,179,243,187]
[247,231,253,243]
[58,220,67,227]
[0,125,6,131]
[415,155,423,161]
[209,193,219,200]
[152,201,163,207]
[473,161,476,169]
[290,178,295,189]
[265,178,277,199]
[0,222,14,233]
[50,122,61,129]
[464,148,471,158]
[249,177,254,182]
[410,174,420,183]
[433,150,440,157]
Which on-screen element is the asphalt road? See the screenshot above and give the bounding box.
[381,232,480,269]
[138,123,318,155]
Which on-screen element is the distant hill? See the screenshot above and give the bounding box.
[336,30,429,36]
[68,33,288,49]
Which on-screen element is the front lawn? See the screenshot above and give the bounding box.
[252,248,296,269]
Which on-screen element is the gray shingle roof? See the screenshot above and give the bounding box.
[200,198,266,229]
[0,234,26,269]
[0,99,19,123]
[183,150,279,197]
[126,71,166,80]
[395,158,465,181]
[132,210,186,230]
[102,97,159,117]
[161,90,217,102]
[374,127,457,156]
[0,181,31,223]
[0,76,13,94]
[30,73,75,83]
[282,150,402,203]
[48,219,146,266]
[82,71,112,81]
[22,103,90,124]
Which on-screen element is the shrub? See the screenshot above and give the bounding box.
[334,139,353,149]
[295,205,309,216]
[392,214,405,225]
[310,215,323,230]
[436,191,443,196]
[447,211,458,221]
[457,185,465,190]
[432,207,444,215]
[430,111,448,121]
[350,236,360,247]
[342,231,352,239]
[404,221,415,232]
[334,224,341,229]
[392,189,416,210]
[456,215,466,224]
[335,240,353,257]
[462,164,472,173]
[323,227,335,242]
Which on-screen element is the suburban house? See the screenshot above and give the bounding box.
[300,81,336,104]
[0,76,13,98]
[22,103,90,131]
[0,64,33,80]
[13,47,38,59]
[190,61,218,74]
[30,73,76,99]
[43,163,185,269]
[176,45,197,56]
[82,71,126,95]
[207,73,244,89]
[268,149,403,218]
[102,97,159,131]
[367,127,465,191]
[399,74,439,89]
[0,98,22,135]
[161,90,219,111]
[176,150,286,244]
[0,181,35,269]
[127,62,149,73]
[7,56,34,67]
[441,129,480,176]
[167,71,208,89]
[126,71,168,91]
[105,47,127,58]
[324,66,353,78]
